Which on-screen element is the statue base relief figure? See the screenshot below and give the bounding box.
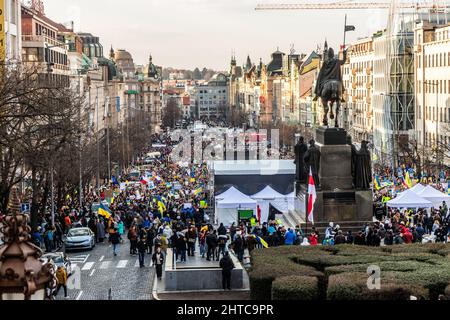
[297,127,372,240]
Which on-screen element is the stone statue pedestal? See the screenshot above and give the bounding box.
[299,127,372,237]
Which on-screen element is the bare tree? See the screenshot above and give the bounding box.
[162,97,182,129]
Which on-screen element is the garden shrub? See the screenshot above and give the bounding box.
[271,276,319,300]
[249,243,450,300]
[327,272,428,300]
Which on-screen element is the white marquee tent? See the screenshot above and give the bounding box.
[417,185,450,206]
[215,187,257,226]
[410,183,426,194]
[250,186,289,223]
[386,189,433,208]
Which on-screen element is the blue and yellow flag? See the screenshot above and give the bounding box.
[374,175,381,190]
[405,172,413,188]
[252,235,268,248]
[98,202,112,219]
[157,201,166,215]
[193,187,203,196]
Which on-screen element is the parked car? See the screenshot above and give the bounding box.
[41,252,73,276]
[64,227,95,251]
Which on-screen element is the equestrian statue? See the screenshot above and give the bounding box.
[313,47,347,128]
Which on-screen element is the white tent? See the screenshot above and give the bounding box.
[215,187,257,226]
[417,185,450,206]
[250,186,287,223]
[387,189,433,208]
[410,183,426,194]
[251,186,286,199]
[215,186,242,201]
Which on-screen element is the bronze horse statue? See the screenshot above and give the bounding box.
[319,80,342,127]
[314,47,346,128]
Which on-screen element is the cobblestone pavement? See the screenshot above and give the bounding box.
[55,237,155,300]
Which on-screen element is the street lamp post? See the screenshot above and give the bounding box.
[423,80,440,172]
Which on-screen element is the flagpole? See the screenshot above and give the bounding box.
[305,175,308,238]
[343,14,347,48]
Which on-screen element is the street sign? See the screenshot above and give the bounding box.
[21,203,30,213]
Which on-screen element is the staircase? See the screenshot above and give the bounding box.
[277,210,305,229]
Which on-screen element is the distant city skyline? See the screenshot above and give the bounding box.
[42,0,389,70]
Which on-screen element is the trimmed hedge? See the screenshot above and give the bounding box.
[327,272,429,300]
[271,276,319,300]
[249,243,450,300]
[249,248,323,300]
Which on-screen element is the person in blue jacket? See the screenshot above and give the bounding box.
[284,228,297,245]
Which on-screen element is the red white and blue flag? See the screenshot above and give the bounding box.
[307,168,316,224]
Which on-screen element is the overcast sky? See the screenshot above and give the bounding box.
[42,0,388,70]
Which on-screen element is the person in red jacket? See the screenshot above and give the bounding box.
[401,226,413,244]
[308,231,318,246]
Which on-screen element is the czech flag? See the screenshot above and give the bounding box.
[307,168,316,224]
[98,202,111,219]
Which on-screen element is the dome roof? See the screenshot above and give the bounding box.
[115,49,133,61]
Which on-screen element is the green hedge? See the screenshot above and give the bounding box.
[249,248,323,300]
[271,276,319,300]
[249,243,450,300]
[327,272,429,300]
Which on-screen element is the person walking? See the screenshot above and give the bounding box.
[55,266,68,298]
[232,233,245,262]
[96,218,106,243]
[137,236,147,267]
[219,251,235,290]
[128,225,138,255]
[206,230,218,261]
[176,232,187,263]
[146,227,155,255]
[187,225,197,257]
[110,228,120,256]
[152,247,165,280]
[118,220,124,241]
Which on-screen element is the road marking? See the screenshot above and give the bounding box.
[70,254,90,264]
[99,255,104,262]
[134,259,139,267]
[76,291,83,300]
[100,261,111,269]
[81,262,94,271]
[89,269,96,277]
[117,260,128,268]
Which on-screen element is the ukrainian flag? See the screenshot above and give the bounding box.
[157,201,166,215]
[98,202,112,219]
[405,172,413,188]
[252,235,268,248]
[374,175,381,190]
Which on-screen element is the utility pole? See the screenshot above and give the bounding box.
[50,159,54,226]
[78,69,83,215]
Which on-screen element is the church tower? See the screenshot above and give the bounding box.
[109,46,115,61]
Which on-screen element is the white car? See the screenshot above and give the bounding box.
[41,252,73,276]
[64,227,95,251]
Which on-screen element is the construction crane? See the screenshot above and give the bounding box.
[255,1,450,11]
